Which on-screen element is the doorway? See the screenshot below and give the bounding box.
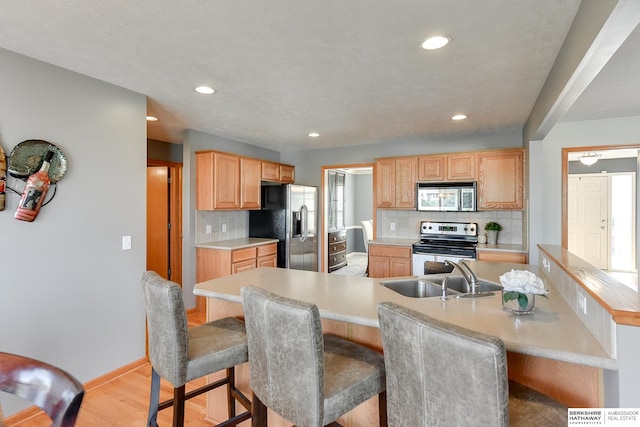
[147,160,183,284]
[321,163,373,274]
[563,146,638,290]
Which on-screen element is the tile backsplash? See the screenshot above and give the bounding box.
[195,210,249,244]
[376,209,524,244]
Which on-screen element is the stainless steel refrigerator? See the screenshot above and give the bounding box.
[249,184,318,271]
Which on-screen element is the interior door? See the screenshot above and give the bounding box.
[147,166,169,278]
[568,175,609,269]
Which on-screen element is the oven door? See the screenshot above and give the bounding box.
[412,252,475,275]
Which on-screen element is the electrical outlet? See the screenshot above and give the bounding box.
[390,222,396,231]
[577,293,587,316]
[205,225,212,234]
[221,224,227,233]
[122,235,132,251]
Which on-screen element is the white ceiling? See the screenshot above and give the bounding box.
[0,1,638,152]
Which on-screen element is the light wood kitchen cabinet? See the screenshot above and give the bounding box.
[417,155,446,181]
[261,161,296,183]
[395,157,417,208]
[477,250,527,263]
[375,157,416,208]
[446,153,476,180]
[375,159,396,208]
[478,149,524,209]
[368,244,412,278]
[196,151,240,210]
[196,242,277,313]
[240,157,261,209]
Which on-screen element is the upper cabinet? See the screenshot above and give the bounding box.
[478,149,524,210]
[417,155,446,181]
[196,151,295,210]
[376,148,524,211]
[446,153,476,181]
[375,157,417,208]
[261,161,295,184]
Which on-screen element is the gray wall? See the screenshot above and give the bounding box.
[0,48,147,415]
[568,157,637,174]
[148,138,183,163]
[344,172,373,253]
[530,115,640,265]
[282,127,524,185]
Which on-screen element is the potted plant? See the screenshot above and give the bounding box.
[484,222,502,244]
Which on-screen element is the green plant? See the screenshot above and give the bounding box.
[484,221,502,231]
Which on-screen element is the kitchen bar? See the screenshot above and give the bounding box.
[194,260,620,425]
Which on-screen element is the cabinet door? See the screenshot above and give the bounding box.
[240,157,261,209]
[261,161,281,181]
[280,165,295,183]
[214,152,241,209]
[390,258,411,277]
[478,150,523,209]
[418,155,446,181]
[257,255,277,268]
[395,157,417,208]
[446,153,476,180]
[375,159,396,208]
[368,256,389,278]
[195,152,215,210]
[232,259,256,273]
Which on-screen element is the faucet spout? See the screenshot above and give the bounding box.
[444,260,479,294]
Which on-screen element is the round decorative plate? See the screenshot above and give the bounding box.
[8,139,68,183]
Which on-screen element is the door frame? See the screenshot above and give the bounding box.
[147,159,183,285]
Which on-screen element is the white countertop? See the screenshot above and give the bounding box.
[476,243,528,253]
[368,238,416,247]
[195,237,279,250]
[194,262,615,370]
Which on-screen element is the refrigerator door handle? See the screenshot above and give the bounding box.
[300,204,308,242]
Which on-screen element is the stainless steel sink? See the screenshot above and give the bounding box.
[380,275,502,298]
[380,279,456,298]
[428,276,503,294]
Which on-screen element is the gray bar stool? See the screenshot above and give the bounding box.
[140,271,251,427]
[241,285,387,427]
[378,301,567,427]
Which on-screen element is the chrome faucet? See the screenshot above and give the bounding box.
[444,260,479,294]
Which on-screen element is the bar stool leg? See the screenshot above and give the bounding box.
[172,385,185,427]
[251,392,268,427]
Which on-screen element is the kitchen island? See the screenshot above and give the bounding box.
[194,262,615,426]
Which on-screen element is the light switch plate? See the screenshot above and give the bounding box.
[122,235,132,251]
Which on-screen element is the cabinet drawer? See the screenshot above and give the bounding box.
[328,252,347,270]
[329,230,346,242]
[257,243,277,257]
[232,258,256,273]
[329,242,347,255]
[232,247,257,263]
[369,245,411,259]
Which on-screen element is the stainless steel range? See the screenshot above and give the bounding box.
[412,221,478,275]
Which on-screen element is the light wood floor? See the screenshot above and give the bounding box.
[7,312,214,427]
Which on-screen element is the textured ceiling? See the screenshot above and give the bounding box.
[1,0,635,152]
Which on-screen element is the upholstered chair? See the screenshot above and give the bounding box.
[240,285,387,427]
[140,271,251,427]
[0,352,84,427]
[377,301,567,427]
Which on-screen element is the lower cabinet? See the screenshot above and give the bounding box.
[368,244,412,278]
[477,250,527,264]
[328,230,347,272]
[196,242,277,312]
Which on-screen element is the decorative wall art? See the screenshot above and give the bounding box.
[5,139,68,221]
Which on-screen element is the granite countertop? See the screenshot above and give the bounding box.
[194,263,615,370]
[195,237,279,250]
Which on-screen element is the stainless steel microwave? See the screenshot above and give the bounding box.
[416,182,477,212]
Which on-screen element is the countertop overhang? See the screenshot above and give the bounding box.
[194,263,615,370]
[195,237,279,250]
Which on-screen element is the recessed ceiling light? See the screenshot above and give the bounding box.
[146,116,158,121]
[451,114,468,121]
[195,86,216,95]
[308,132,320,138]
[421,35,451,50]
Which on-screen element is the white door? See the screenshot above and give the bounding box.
[568,175,609,269]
